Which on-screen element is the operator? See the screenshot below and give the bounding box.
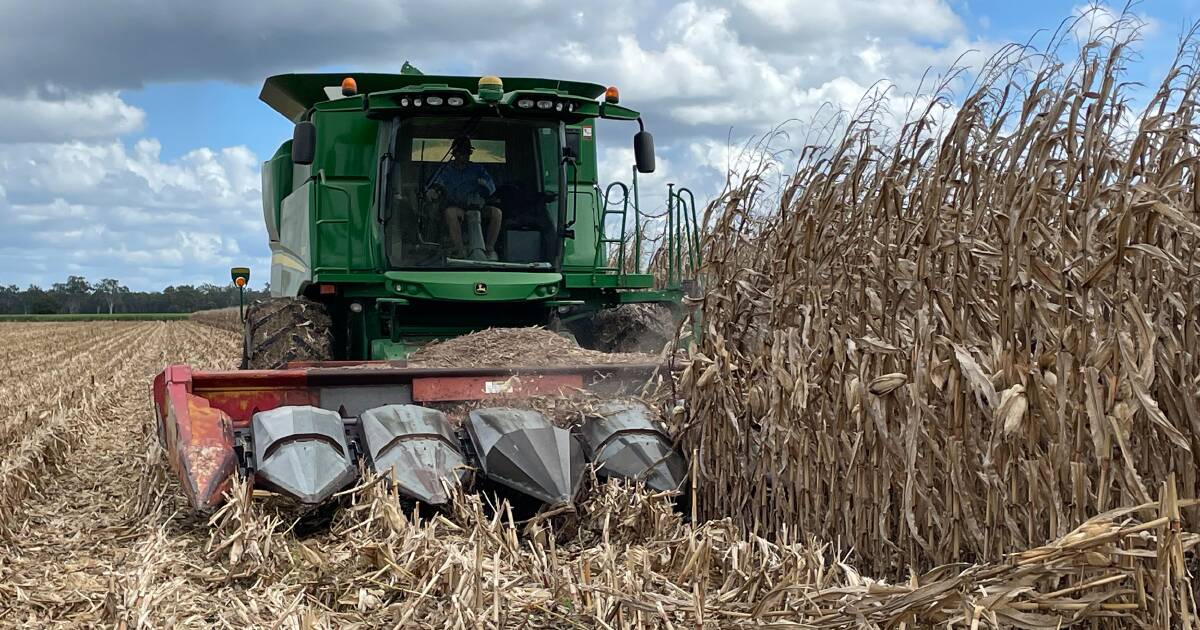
[428,135,502,259]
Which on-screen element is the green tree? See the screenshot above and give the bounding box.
[51,275,91,314]
[94,278,128,314]
[0,284,20,314]
[24,285,61,314]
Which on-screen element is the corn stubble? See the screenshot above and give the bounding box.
[683,14,1200,627]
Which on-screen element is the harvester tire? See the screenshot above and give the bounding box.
[241,298,334,370]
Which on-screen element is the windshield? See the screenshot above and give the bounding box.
[382,116,562,270]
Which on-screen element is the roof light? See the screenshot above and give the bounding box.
[447,96,465,106]
[425,96,444,106]
[517,99,534,109]
[536,100,553,110]
[605,86,620,104]
[341,77,358,97]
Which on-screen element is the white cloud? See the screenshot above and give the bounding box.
[1,0,1156,290]
[0,90,144,142]
[0,138,268,289]
[561,0,990,134]
[730,0,962,41]
[1071,3,1156,41]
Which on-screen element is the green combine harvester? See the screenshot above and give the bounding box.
[152,67,699,513]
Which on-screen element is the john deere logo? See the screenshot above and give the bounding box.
[474,282,488,295]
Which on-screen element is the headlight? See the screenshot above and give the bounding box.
[400,98,410,106]
[517,99,534,109]
[413,98,422,106]
[555,102,564,111]
[349,302,363,313]
[536,100,553,110]
[425,96,444,106]
[447,96,465,106]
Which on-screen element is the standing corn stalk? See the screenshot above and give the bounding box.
[683,11,1200,623]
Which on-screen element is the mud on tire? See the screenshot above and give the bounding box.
[242,298,334,369]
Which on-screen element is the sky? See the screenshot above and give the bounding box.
[0,0,1195,290]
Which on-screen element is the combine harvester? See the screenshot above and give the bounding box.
[152,67,700,513]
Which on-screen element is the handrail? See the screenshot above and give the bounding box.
[598,182,631,273]
[594,170,700,290]
[664,185,701,289]
[675,186,699,277]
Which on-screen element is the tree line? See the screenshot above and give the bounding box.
[0,276,270,315]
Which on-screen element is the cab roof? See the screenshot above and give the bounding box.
[260,73,608,122]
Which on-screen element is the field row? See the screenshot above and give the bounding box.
[0,313,191,322]
[0,321,240,532]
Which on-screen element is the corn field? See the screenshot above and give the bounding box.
[2,13,1199,629]
[682,14,1200,625]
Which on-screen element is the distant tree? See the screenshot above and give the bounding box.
[0,275,271,314]
[0,284,20,314]
[24,285,61,314]
[94,278,129,314]
[51,275,91,314]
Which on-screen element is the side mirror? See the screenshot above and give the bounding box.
[292,121,316,165]
[634,130,655,174]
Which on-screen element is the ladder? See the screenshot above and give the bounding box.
[594,181,631,274]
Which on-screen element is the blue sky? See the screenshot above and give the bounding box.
[0,1,1195,290]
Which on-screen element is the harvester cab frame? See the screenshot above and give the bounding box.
[152,67,698,514]
[256,70,698,360]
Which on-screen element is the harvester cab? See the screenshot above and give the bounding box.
[152,67,698,516]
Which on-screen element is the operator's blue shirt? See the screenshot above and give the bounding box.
[431,162,496,207]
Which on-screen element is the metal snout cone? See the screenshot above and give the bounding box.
[251,406,356,503]
[359,404,469,506]
[579,400,687,492]
[465,408,584,505]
